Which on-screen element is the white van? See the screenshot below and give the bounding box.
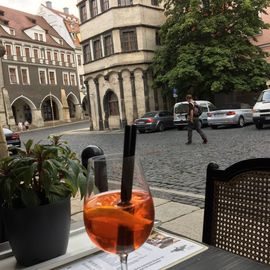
[173,100,216,129]
[253,89,270,129]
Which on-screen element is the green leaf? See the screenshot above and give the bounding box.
[152,0,270,97]
[0,134,85,209]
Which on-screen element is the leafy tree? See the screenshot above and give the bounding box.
[152,0,270,99]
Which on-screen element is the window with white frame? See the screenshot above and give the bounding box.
[33,48,39,59]
[21,67,30,85]
[63,72,69,85]
[54,51,58,62]
[15,46,21,57]
[5,44,12,56]
[104,33,113,56]
[100,0,109,12]
[48,70,57,85]
[79,3,87,23]
[93,39,102,60]
[120,28,138,52]
[24,47,30,58]
[90,0,98,17]
[61,52,65,63]
[70,73,77,86]
[83,44,91,63]
[41,49,45,59]
[39,34,43,41]
[34,33,38,40]
[47,51,51,61]
[8,66,19,84]
[38,68,47,85]
[67,54,71,63]
[77,55,82,66]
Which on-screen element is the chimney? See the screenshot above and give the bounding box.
[46,1,52,9]
[63,7,69,14]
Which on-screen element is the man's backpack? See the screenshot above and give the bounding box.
[193,103,202,117]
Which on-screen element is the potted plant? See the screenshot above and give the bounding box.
[0,135,87,266]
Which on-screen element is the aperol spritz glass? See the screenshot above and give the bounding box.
[83,154,155,270]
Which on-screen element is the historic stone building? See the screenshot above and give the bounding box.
[78,0,167,130]
[0,5,82,128]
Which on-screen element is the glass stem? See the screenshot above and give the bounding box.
[119,253,128,270]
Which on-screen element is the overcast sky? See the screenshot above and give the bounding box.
[0,0,79,17]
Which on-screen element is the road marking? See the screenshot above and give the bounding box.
[150,186,205,199]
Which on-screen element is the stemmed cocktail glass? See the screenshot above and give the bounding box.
[83,153,154,269]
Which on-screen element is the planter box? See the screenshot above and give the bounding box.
[3,198,71,266]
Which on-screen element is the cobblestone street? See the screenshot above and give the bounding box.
[21,121,270,207]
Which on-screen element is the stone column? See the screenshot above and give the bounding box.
[84,80,94,131]
[75,103,83,120]
[130,71,138,120]
[31,109,44,128]
[118,72,127,128]
[142,71,150,113]
[60,89,71,122]
[2,88,16,129]
[94,78,104,130]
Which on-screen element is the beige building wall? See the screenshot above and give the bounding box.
[80,0,166,130]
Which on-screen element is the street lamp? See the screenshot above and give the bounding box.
[0,42,8,158]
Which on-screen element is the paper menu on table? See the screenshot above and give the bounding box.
[58,229,208,270]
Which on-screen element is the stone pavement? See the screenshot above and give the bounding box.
[71,195,204,242]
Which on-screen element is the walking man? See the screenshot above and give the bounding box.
[186,94,207,145]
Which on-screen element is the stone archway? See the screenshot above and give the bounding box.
[41,96,60,122]
[103,90,120,129]
[67,93,81,120]
[67,96,76,118]
[11,96,36,124]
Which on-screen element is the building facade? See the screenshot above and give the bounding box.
[38,1,86,115]
[78,0,167,130]
[0,5,82,128]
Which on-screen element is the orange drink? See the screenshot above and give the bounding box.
[84,190,154,254]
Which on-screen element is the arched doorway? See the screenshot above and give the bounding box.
[67,93,79,119]
[11,96,35,124]
[41,97,59,121]
[103,90,120,129]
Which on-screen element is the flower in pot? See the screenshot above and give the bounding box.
[0,135,87,266]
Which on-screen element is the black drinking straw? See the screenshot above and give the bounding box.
[120,124,137,204]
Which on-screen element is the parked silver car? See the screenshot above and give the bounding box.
[207,103,253,129]
[135,111,174,133]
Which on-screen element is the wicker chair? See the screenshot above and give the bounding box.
[202,158,270,265]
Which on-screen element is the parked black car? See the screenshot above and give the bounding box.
[134,111,174,133]
[3,128,21,154]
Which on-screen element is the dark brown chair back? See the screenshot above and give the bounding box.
[203,158,270,265]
